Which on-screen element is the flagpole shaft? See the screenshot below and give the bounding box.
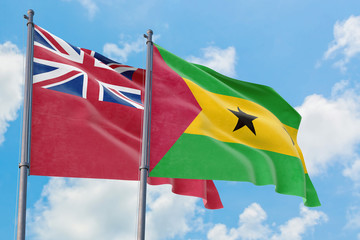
[17,9,34,240]
[137,29,153,240]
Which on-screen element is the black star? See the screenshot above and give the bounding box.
[228,107,258,135]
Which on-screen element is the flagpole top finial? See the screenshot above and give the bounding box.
[28,9,34,15]
[25,9,35,25]
[144,30,153,43]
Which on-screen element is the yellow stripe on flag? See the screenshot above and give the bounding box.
[283,125,308,173]
[183,78,307,172]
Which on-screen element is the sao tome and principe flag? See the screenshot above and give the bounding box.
[30,25,223,209]
[149,44,320,207]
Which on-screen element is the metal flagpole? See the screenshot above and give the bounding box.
[137,29,153,240]
[17,9,35,240]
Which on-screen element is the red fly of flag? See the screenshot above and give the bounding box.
[30,25,223,209]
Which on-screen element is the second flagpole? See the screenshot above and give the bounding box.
[137,29,153,240]
[17,9,35,240]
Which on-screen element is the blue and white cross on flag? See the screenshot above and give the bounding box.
[33,25,144,109]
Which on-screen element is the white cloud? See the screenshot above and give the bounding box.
[103,37,148,63]
[0,41,24,145]
[208,203,270,240]
[29,180,328,240]
[345,205,360,230]
[296,80,360,176]
[270,205,328,240]
[28,178,201,240]
[207,203,327,240]
[146,185,201,239]
[323,15,360,71]
[187,46,237,77]
[62,0,98,19]
[236,203,271,240]
[208,224,239,240]
[28,178,139,240]
[78,0,98,19]
[343,158,360,184]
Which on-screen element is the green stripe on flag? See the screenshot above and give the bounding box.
[155,44,301,129]
[304,174,321,207]
[150,133,320,207]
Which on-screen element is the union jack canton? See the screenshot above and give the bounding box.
[33,25,144,109]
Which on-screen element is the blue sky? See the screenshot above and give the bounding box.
[2,0,360,239]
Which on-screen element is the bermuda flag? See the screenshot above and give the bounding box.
[31,25,222,209]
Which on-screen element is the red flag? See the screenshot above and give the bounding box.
[30,25,223,209]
